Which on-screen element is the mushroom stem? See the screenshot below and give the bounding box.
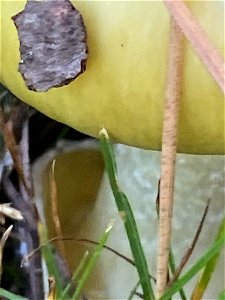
[164,0,225,94]
[156,18,184,298]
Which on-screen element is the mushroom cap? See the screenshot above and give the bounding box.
[0,0,224,154]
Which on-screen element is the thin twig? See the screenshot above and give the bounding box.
[134,291,144,299]
[0,105,32,193]
[78,238,135,266]
[164,0,224,94]
[168,199,210,287]
[156,19,184,298]
[49,159,65,257]
[21,234,158,285]
[19,119,33,197]
[1,120,27,189]
[0,103,33,195]
[21,236,73,266]
[128,280,141,300]
[23,235,135,269]
[79,238,157,283]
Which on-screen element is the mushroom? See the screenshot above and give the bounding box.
[0,0,224,155]
[0,0,224,297]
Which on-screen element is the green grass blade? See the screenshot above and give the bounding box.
[99,128,155,300]
[191,216,225,300]
[168,250,187,300]
[0,288,27,300]
[159,233,225,300]
[42,243,64,295]
[60,251,89,300]
[168,250,176,274]
[40,227,64,296]
[71,221,113,300]
[218,289,225,300]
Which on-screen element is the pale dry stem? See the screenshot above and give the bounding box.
[156,19,184,298]
[164,0,225,94]
[0,225,13,282]
[49,159,66,257]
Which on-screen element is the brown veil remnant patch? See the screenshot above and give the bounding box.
[12,0,88,92]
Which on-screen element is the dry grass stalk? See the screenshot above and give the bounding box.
[164,0,224,94]
[47,277,56,300]
[168,199,210,288]
[0,225,13,282]
[0,203,23,224]
[156,19,184,298]
[49,159,65,257]
[1,119,26,186]
[19,119,34,197]
[0,114,32,196]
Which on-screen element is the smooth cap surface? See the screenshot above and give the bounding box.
[0,0,224,154]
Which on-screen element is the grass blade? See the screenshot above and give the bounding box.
[159,231,225,300]
[71,221,113,300]
[43,243,64,295]
[60,251,89,300]
[128,280,141,300]
[78,238,135,266]
[168,250,187,300]
[99,128,154,300]
[40,226,64,296]
[191,216,225,300]
[218,289,225,300]
[0,288,27,300]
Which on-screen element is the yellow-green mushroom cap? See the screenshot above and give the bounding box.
[0,0,224,154]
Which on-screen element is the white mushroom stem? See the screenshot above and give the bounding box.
[156,18,184,298]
